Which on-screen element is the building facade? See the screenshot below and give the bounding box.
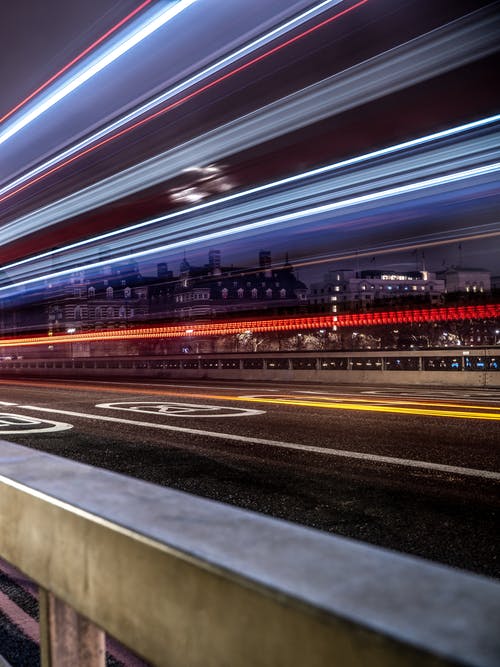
[309,269,445,310]
[437,268,491,294]
[150,250,308,319]
[46,264,149,333]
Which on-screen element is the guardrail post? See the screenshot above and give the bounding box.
[39,588,105,667]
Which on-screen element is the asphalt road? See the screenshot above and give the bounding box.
[1,377,499,579]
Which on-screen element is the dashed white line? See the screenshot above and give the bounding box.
[16,404,500,481]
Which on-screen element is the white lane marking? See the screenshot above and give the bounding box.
[96,401,265,418]
[16,405,500,481]
[0,401,18,406]
[0,413,73,434]
[0,590,39,644]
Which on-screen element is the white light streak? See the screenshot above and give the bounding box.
[3,113,499,274]
[2,161,498,294]
[0,0,343,189]
[2,4,498,241]
[0,0,198,146]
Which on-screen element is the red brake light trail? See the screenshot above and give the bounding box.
[0,304,497,349]
[0,0,369,206]
[0,0,155,126]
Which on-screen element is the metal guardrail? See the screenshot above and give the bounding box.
[0,439,499,666]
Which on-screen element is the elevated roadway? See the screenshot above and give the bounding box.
[0,377,498,577]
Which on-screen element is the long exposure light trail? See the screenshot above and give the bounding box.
[1,379,498,424]
[2,158,498,295]
[288,224,500,274]
[235,397,500,423]
[2,380,499,417]
[0,0,367,203]
[0,304,498,349]
[0,378,500,430]
[0,0,155,125]
[2,5,497,239]
[3,114,499,276]
[0,0,198,147]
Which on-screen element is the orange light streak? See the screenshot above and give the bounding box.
[0,304,498,348]
[0,379,498,421]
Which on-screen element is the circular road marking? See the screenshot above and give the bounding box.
[96,401,265,418]
[0,413,73,434]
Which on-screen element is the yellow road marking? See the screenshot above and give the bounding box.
[230,396,500,421]
[1,379,499,420]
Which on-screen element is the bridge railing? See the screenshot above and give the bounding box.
[0,439,498,666]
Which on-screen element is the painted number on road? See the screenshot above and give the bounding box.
[96,401,265,418]
[0,413,73,434]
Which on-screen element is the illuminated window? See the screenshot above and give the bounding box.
[106,286,113,299]
[88,287,95,298]
[251,288,258,299]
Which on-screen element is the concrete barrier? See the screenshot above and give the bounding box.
[0,440,499,666]
[1,348,499,387]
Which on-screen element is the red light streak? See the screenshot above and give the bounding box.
[0,0,155,125]
[0,304,497,349]
[0,0,368,205]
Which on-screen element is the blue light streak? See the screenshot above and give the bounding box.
[0,0,344,191]
[4,113,499,274]
[0,0,198,147]
[2,160,498,294]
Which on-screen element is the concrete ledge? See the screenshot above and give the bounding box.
[0,440,499,666]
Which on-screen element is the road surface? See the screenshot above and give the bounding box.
[1,376,498,576]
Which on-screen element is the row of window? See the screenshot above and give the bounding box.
[1,356,498,371]
[312,284,432,294]
[68,306,135,320]
[176,288,290,302]
[76,287,134,299]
